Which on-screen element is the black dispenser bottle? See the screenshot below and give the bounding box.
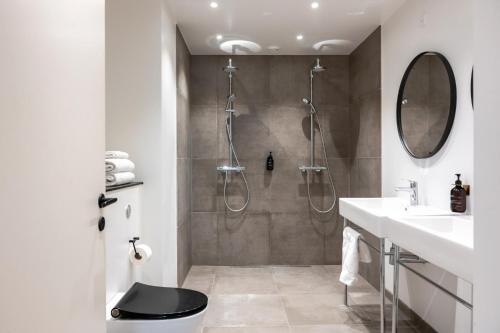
[451,174,466,213]
[266,152,274,171]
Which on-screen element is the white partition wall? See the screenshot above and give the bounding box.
[474,1,500,331]
[106,0,178,287]
[381,0,474,332]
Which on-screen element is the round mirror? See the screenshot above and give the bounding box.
[397,52,456,159]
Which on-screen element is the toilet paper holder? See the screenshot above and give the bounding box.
[129,237,142,260]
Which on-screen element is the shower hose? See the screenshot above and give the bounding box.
[306,111,337,214]
[223,119,250,212]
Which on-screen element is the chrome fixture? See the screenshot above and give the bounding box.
[299,58,337,214]
[394,179,419,206]
[217,58,249,212]
[301,97,317,114]
[311,58,327,72]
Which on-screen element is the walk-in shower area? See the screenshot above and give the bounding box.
[178,27,382,284]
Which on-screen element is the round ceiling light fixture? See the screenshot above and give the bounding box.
[296,34,304,41]
[313,39,353,52]
[216,34,223,40]
[311,2,319,9]
[209,2,218,9]
[267,45,281,52]
[220,40,262,55]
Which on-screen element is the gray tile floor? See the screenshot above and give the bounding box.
[182,265,423,333]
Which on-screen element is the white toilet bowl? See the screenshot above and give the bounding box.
[106,283,207,333]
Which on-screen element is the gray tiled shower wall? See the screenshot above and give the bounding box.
[189,28,381,286]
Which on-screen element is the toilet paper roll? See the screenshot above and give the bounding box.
[129,244,152,265]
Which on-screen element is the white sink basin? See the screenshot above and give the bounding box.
[386,215,474,282]
[339,197,454,237]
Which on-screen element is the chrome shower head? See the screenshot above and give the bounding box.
[223,58,239,72]
[301,97,317,113]
[311,58,327,72]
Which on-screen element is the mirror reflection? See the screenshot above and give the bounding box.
[397,52,456,158]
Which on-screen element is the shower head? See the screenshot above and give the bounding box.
[301,97,317,113]
[223,58,239,72]
[311,58,327,72]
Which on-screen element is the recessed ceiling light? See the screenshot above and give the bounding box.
[311,2,319,9]
[209,2,218,9]
[216,34,223,40]
[296,34,304,41]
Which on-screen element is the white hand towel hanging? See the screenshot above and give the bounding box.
[339,226,372,286]
[105,158,135,173]
[105,151,129,159]
[106,172,136,186]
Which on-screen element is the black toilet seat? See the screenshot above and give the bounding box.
[111,282,208,320]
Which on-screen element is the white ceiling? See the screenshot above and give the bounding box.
[170,0,406,55]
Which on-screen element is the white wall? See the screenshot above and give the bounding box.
[106,0,178,287]
[382,0,473,332]
[0,1,106,332]
[474,1,500,331]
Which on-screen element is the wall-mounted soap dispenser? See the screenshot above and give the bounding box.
[266,152,274,171]
[451,174,466,213]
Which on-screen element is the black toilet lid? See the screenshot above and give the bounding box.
[111,282,208,319]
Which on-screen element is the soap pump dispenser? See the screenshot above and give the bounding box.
[451,174,466,213]
[266,152,274,171]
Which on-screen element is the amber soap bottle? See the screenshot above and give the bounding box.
[451,174,466,213]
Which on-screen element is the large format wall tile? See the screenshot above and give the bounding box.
[191,212,218,265]
[350,27,381,99]
[217,213,271,265]
[177,219,191,285]
[351,91,381,158]
[192,159,218,212]
[191,105,218,158]
[177,158,190,227]
[191,56,218,105]
[270,212,325,265]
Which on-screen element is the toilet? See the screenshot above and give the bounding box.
[106,282,208,333]
[103,186,208,333]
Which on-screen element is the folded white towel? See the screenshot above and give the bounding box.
[339,227,372,286]
[105,151,129,159]
[106,172,135,186]
[105,158,135,173]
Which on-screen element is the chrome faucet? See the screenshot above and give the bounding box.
[395,180,419,206]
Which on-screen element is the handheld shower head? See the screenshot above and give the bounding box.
[227,93,237,102]
[301,97,317,113]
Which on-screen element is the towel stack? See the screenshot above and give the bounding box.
[105,151,136,186]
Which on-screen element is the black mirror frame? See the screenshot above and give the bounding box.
[396,51,457,159]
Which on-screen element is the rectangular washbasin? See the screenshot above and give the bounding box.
[339,197,454,238]
[386,215,473,282]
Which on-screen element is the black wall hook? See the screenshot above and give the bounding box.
[129,237,142,260]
